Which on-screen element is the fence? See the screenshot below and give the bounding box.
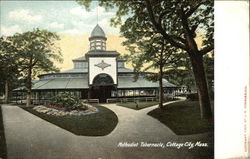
[106,97,158,103]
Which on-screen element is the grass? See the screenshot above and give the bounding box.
[148,100,214,135]
[22,104,118,136]
[116,101,159,110]
[0,106,7,159]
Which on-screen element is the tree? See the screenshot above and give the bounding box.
[123,34,181,108]
[10,29,63,106]
[77,0,214,119]
[0,36,21,103]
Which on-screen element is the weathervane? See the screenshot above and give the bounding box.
[97,1,99,24]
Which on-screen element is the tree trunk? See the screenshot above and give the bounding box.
[4,80,8,104]
[190,54,213,119]
[159,64,164,108]
[26,67,32,106]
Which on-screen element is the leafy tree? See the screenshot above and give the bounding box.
[77,0,214,119]
[10,29,63,106]
[123,34,182,108]
[0,36,21,103]
[163,52,195,91]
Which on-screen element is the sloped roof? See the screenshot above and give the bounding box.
[32,78,88,90]
[117,76,176,88]
[91,24,106,37]
[61,68,88,73]
[30,76,176,90]
[72,56,86,61]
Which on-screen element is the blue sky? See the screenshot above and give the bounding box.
[0,0,120,36]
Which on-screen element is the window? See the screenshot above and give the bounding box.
[74,62,84,69]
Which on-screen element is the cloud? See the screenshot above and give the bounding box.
[61,29,82,35]
[9,9,43,23]
[0,25,23,36]
[49,22,64,29]
[70,6,95,18]
[72,21,92,28]
[69,6,113,19]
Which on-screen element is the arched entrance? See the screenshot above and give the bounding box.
[89,73,115,103]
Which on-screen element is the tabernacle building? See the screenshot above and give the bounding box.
[14,25,177,103]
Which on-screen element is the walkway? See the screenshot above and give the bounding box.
[2,101,213,159]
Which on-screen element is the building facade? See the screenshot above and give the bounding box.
[14,25,177,103]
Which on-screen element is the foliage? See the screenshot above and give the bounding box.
[10,29,63,78]
[50,92,87,111]
[186,93,199,101]
[0,36,22,102]
[204,52,214,92]
[77,0,213,53]
[8,29,63,106]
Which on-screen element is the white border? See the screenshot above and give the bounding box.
[215,1,249,159]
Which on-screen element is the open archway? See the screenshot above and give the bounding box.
[90,73,115,103]
[92,73,114,86]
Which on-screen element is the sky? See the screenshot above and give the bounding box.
[0,0,120,35]
[0,0,129,70]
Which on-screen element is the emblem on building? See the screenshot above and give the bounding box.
[95,60,111,70]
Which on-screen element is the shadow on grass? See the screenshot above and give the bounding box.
[0,106,7,159]
[148,100,214,135]
[116,101,159,110]
[148,101,214,159]
[22,104,118,136]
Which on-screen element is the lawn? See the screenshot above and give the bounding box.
[22,104,118,136]
[0,106,7,159]
[148,100,214,135]
[117,101,159,110]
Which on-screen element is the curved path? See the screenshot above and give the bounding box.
[2,101,213,159]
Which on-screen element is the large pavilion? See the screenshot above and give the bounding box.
[13,25,178,103]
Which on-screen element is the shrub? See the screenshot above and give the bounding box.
[186,93,199,101]
[50,92,87,111]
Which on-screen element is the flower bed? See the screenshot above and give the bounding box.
[33,103,98,116]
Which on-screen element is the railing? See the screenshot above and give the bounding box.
[87,99,99,103]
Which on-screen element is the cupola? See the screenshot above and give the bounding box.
[89,24,107,51]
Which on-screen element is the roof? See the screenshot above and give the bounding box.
[117,76,176,88]
[60,67,133,73]
[118,68,133,73]
[73,56,126,62]
[72,56,86,61]
[32,78,89,90]
[85,50,120,57]
[29,76,175,90]
[61,68,88,73]
[90,24,105,37]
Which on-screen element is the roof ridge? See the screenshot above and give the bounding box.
[36,79,55,89]
[65,78,71,89]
